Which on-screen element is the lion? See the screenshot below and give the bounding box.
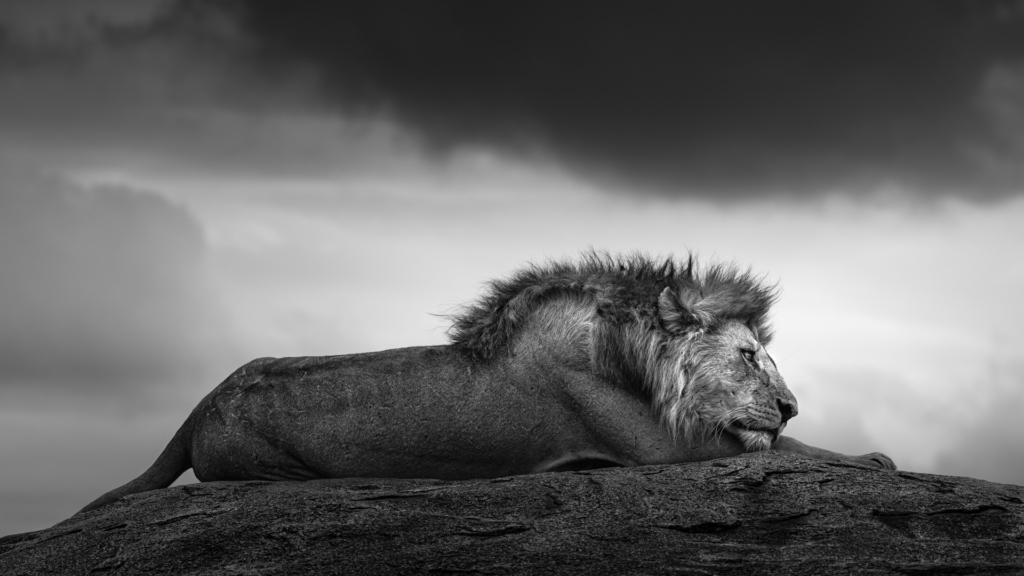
[79,253,894,513]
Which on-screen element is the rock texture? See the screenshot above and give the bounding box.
[2,452,1023,575]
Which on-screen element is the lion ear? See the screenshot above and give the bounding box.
[746,316,772,344]
[658,287,703,336]
[746,318,760,340]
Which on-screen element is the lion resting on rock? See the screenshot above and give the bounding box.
[80,253,894,513]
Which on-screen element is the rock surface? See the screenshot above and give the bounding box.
[2,452,1024,575]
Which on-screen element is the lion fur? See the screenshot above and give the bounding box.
[449,252,779,442]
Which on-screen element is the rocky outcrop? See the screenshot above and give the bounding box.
[2,452,1023,575]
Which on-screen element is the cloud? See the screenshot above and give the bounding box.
[975,60,1024,181]
[0,0,172,42]
[0,0,385,182]
[0,160,231,390]
[3,2,1022,199]
[202,0,1024,199]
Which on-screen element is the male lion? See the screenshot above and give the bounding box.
[80,253,894,513]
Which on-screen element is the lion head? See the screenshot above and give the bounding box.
[450,251,797,452]
[662,311,798,452]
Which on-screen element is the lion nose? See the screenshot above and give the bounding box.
[777,398,797,423]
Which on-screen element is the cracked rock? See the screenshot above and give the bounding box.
[2,452,1023,575]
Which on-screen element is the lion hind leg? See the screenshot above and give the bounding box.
[77,415,194,514]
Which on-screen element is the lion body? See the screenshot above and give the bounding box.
[80,253,893,514]
[189,342,743,484]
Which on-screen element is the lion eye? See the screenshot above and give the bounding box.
[740,348,757,362]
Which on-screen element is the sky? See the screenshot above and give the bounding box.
[1,0,1023,536]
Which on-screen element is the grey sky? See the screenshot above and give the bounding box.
[0,162,236,391]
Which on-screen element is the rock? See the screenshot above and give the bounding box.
[2,452,1023,575]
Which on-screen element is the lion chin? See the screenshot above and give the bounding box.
[727,422,784,452]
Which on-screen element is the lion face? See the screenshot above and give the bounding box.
[688,320,798,452]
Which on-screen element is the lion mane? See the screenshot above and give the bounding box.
[449,252,778,443]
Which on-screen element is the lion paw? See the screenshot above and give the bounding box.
[858,452,896,470]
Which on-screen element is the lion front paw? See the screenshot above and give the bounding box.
[857,452,896,470]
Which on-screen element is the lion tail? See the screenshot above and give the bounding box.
[77,410,197,514]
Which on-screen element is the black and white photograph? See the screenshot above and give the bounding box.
[2,1,1024,573]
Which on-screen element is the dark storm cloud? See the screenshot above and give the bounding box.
[0,1,419,182]
[0,161,230,389]
[0,0,171,39]
[207,0,1024,197]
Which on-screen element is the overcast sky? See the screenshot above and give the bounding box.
[2,0,1023,536]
